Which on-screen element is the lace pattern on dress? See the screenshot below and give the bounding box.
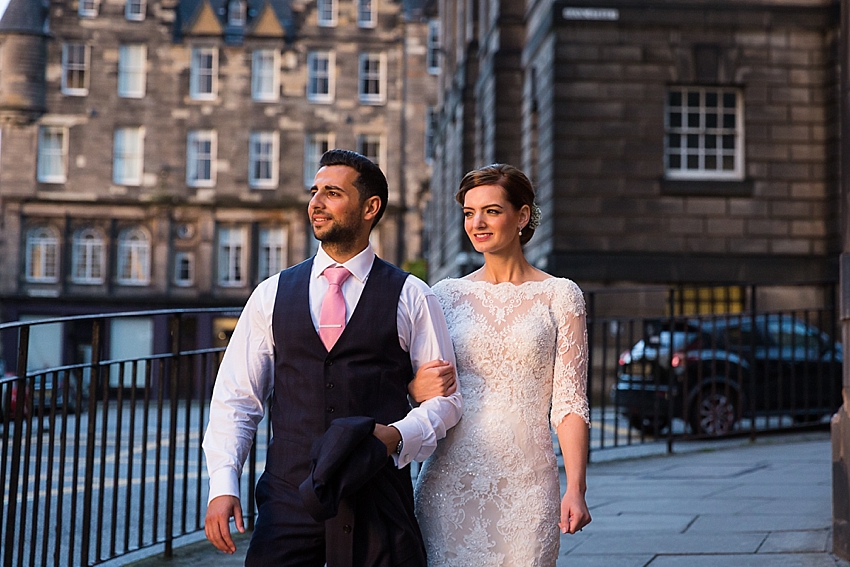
[414,278,590,567]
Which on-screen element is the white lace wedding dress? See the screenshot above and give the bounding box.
[414,278,590,567]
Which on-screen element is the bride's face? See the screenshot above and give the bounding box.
[462,184,525,254]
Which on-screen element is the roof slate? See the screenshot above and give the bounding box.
[0,0,47,35]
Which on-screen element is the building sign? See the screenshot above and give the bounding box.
[562,7,619,21]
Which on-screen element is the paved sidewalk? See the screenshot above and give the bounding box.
[125,431,848,567]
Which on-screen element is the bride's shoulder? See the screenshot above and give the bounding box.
[545,277,586,316]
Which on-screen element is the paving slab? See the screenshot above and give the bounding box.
[566,532,767,555]
[758,530,830,553]
[647,554,843,567]
[686,513,830,533]
[579,512,696,533]
[556,554,654,567]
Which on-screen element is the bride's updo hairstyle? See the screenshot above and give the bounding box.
[455,163,536,245]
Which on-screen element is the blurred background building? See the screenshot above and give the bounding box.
[425,0,839,316]
[0,0,438,366]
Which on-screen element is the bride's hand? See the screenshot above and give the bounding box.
[559,491,591,534]
[408,359,456,403]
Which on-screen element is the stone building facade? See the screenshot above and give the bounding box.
[0,0,437,370]
[426,0,839,313]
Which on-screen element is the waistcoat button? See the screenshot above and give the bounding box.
[326,382,334,389]
[327,406,335,413]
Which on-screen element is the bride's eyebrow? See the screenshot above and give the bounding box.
[463,204,503,210]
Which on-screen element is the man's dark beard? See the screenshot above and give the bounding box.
[313,217,360,248]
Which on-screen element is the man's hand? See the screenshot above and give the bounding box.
[408,359,456,403]
[373,424,402,456]
[205,495,245,554]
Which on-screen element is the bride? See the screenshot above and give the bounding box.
[410,164,591,566]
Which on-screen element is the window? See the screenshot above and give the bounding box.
[62,43,89,95]
[358,52,385,104]
[252,49,279,101]
[125,0,145,20]
[425,106,436,162]
[317,0,337,27]
[665,87,744,180]
[37,126,68,183]
[113,127,144,186]
[357,0,376,27]
[427,19,440,74]
[190,47,218,100]
[25,226,60,283]
[304,133,333,188]
[78,0,98,18]
[117,228,150,285]
[174,252,194,286]
[218,227,248,287]
[258,227,286,280]
[118,44,146,97]
[71,228,105,284]
[249,131,279,189]
[227,0,245,25]
[187,130,216,187]
[356,134,383,170]
[307,51,334,103]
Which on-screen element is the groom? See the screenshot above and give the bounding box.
[203,149,462,566]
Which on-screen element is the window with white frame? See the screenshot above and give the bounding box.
[304,133,333,188]
[190,47,218,100]
[117,227,150,285]
[173,251,194,286]
[25,226,60,283]
[227,0,245,25]
[37,126,68,183]
[62,43,90,95]
[218,227,248,287]
[71,228,106,284]
[425,106,436,162]
[664,87,744,180]
[118,44,146,97]
[252,49,279,101]
[113,127,145,186]
[125,0,145,20]
[307,51,334,103]
[356,134,383,170]
[427,19,440,74]
[249,131,279,189]
[258,227,286,280]
[317,0,337,27]
[187,130,216,187]
[357,0,376,28]
[358,52,385,104]
[78,0,98,18]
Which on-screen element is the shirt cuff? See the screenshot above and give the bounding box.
[208,468,241,503]
[389,417,422,468]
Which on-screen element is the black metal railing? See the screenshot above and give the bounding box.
[0,284,841,566]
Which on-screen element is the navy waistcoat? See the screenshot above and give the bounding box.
[268,256,413,486]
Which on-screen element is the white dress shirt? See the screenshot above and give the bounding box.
[203,243,462,501]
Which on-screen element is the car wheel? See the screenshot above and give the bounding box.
[628,415,669,435]
[689,386,738,436]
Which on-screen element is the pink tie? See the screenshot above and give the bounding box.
[318,266,351,350]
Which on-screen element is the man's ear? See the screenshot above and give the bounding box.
[362,195,381,222]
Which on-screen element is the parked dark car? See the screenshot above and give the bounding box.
[612,314,843,436]
[1,371,83,419]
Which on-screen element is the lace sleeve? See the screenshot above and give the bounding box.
[550,279,591,429]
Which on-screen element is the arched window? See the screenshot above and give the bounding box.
[117,227,150,285]
[25,226,60,283]
[71,228,106,284]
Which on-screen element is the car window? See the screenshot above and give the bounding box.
[766,320,822,350]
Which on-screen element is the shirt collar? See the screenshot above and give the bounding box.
[314,243,375,284]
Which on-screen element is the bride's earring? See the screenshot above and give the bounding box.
[518,226,523,237]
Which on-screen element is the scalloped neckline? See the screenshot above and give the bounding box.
[450,277,557,288]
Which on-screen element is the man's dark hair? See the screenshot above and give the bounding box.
[319,149,388,227]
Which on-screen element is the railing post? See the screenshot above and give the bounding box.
[165,314,182,558]
[666,287,675,454]
[749,284,758,442]
[81,319,103,566]
[4,324,29,567]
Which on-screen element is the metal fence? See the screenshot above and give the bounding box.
[0,286,841,566]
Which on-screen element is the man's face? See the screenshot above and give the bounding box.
[308,165,367,244]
